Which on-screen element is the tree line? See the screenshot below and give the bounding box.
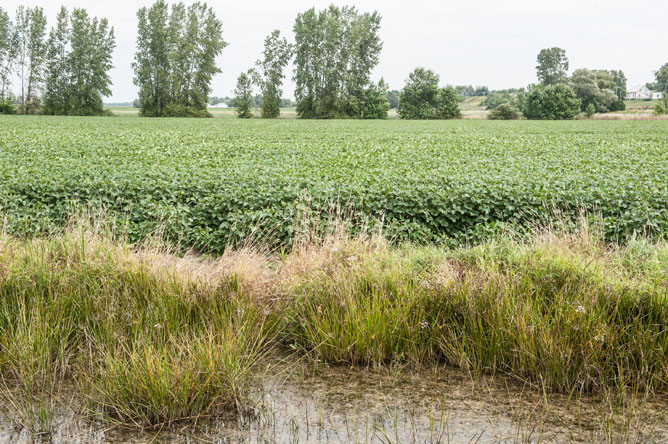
[1,2,666,119]
[0,5,114,115]
[484,48,668,120]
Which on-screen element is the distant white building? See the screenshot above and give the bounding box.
[209,103,229,108]
[626,84,663,100]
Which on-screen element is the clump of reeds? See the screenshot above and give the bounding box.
[0,217,273,431]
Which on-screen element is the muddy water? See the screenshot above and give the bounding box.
[1,364,667,444]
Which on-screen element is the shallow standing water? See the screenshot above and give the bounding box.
[1,364,666,444]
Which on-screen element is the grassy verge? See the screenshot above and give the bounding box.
[0,222,272,433]
[0,217,666,433]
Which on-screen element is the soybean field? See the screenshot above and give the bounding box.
[2,115,668,252]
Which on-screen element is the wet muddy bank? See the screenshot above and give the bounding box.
[1,363,666,444]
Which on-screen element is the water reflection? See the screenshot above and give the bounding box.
[1,364,666,443]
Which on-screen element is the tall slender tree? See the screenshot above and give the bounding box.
[134,0,170,116]
[14,6,29,109]
[68,9,115,115]
[13,6,47,113]
[0,7,19,100]
[25,7,47,112]
[133,1,226,117]
[536,47,569,86]
[252,30,293,118]
[43,7,70,115]
[233,71,253,118]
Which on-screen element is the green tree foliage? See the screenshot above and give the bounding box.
[133,1,227,117]
[0,94,14,114]
[386,89,400,109]
[570,69,618,113]
[42,8,115,116]
[293,5,384,119]
[654,100,667,116]
[251,30,293,118]
[233,72,253,118]
[0,7,19,100]
[14,6,29,109]
[654,62,668,92]
[536,47,569,86]
[398,68,460,120]
[521,84,581,120]
[488,103,521,120]
[454,85,489,97]
[43,7,70,115]
[14,6,47,113]
[607,70,627,99]
[483,90,512,110]
[25,7,46,113]
[358,78,389,119]
[474,86,489,96]
[594,69,627,110]
[455,85,475,97]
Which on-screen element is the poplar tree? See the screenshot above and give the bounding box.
[293,5,383,119]
[68,9,115,115]
[0,7,18,101]
[133,1,226,117]
[25,7,47,113]
[43,8,115,116]
[252,30,292,118]
[14,6,29,110]
[233,71,253,118]
[43,7,70,115]
[13,6,47,113]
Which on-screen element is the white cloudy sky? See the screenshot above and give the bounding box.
[3,0,667,102]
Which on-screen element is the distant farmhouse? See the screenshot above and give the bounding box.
[209,103,229,108]
[626,84,664,100]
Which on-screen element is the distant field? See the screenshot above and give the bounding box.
[104,105,299,118]
[2,116,668,252]
[623,99,659,112]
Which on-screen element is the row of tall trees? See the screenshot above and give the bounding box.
[133,1,226,117]
[233,5,389,119]
[0,6,47,113]
[488,47,630,120]
[43,8,115,115]
[0,5,115,115]
[292,5,386,119]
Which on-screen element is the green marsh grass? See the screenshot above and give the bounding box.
[282,222,668,394]
[0,223,274,430]
[0,216,666,432]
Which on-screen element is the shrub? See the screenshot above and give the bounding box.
[585,103,596,118]
[0,98,15,115]
[654,100,667,116]
[488,103,521,120]
[608,99,626,112]
[522,84,581,120]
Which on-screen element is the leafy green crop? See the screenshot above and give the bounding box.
[1,115,667,253]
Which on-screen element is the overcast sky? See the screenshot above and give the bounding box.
[3,0,667,102]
